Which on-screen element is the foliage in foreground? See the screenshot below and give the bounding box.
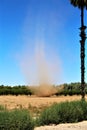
[37,100,87,126]
[0,100,87,129]
[0,105,6,111]
[0,109,34,130]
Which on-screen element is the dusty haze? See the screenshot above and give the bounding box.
[19,41,62,97]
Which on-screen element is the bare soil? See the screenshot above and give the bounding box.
[0,95,87,130]
[0,95,87,110]
[34,121,87,130]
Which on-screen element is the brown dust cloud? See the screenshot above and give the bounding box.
[19,41,63,97]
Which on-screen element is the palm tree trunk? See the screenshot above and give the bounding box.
[81,5,84,26]
[80,5,86,100]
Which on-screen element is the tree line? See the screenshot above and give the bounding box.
[0,85,32,96]
[0,82,87,96]
[55,82,87,96]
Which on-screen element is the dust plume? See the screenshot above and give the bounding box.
[17,1,64,96]
[33,42,57,97]
[32,84,57,97]
[18,41,62,97]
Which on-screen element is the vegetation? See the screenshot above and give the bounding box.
[0,108,34,130]
[0,85,33,96]
[55,82,87,96]
[0,105,6,111]
[0,100,87,129]
[69,0,87,99]
[0,83,87,96]
[37,100,87,126]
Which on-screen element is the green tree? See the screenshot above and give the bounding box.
[69,0,87,100]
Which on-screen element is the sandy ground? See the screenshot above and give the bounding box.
[0,95,87,130]
[0,95,87,110]
[34,121,87,130]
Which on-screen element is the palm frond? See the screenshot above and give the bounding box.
[70,0,87,9]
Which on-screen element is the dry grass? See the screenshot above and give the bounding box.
[0,95,87,111]
[0,95,87,130]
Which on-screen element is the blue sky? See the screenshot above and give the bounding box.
[0,0,87,86]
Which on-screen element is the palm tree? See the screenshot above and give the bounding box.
[69,0,87,99]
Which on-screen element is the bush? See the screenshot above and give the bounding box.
[0,105,5,111]
[0,109,34,130]
[37,100,87,126]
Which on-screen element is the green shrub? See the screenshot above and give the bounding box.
[0,105,5,111]
[37,100,87,126]
[0,109,34,130]
[79,100,87,120]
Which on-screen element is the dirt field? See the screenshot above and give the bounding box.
[0,95,87,110]
[0,95,87,130]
